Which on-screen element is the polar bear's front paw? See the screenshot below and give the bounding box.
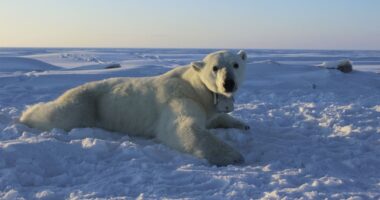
[207,146,244,166]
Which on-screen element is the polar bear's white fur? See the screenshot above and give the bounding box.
[20,50,249,166]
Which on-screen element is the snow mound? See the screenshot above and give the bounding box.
[0,57,61,72]
[68,63,121,70]
[253,59,281,65]
[60,53,103,63]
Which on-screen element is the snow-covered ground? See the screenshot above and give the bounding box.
[0,48,379,199]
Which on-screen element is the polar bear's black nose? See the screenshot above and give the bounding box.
[224,79,235,92]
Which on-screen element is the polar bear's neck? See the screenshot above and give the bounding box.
[181,67,215,112]
[179,67,235,114]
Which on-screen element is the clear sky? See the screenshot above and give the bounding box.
[1,0,379,50]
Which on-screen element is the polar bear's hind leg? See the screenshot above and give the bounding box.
[20,86,99,131]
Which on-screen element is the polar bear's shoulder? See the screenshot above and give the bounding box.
[159,65,189,79]
[152,66,199,99]
[156,66,193,90]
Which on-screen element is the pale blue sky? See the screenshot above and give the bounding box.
[1,0,379,50]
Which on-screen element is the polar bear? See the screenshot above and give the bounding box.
[20,50,249,166]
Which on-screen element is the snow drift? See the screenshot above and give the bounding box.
[0,57,60,72]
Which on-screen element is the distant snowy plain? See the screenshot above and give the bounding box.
[0,48,380,199]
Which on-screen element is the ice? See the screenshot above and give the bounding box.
[0,48,380,199]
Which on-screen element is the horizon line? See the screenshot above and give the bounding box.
[0,46,379,52]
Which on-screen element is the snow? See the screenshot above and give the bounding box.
[1,48,380,199]
[0,57,60,72]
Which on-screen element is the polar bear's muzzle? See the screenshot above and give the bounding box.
[223,68,237,93]
[215,67,237,95]
[223,79,236,93]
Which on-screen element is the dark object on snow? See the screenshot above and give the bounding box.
[317,60,353,73]
[336,61,353,73]
[105,63,121,69]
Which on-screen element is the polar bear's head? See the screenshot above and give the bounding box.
[191,50,247,97]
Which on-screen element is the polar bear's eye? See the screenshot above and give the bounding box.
[233,63,239,69]
[212,66,218,72]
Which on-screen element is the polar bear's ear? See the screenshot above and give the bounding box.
[238,50,247,61]
[191,61,205,71]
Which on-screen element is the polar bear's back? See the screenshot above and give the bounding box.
[95,67,196,137]
[96,77,162,137]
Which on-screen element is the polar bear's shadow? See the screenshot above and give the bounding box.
[63,127,206,165]
[50,124,242,166]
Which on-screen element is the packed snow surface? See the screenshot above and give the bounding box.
[0,48,380,199]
